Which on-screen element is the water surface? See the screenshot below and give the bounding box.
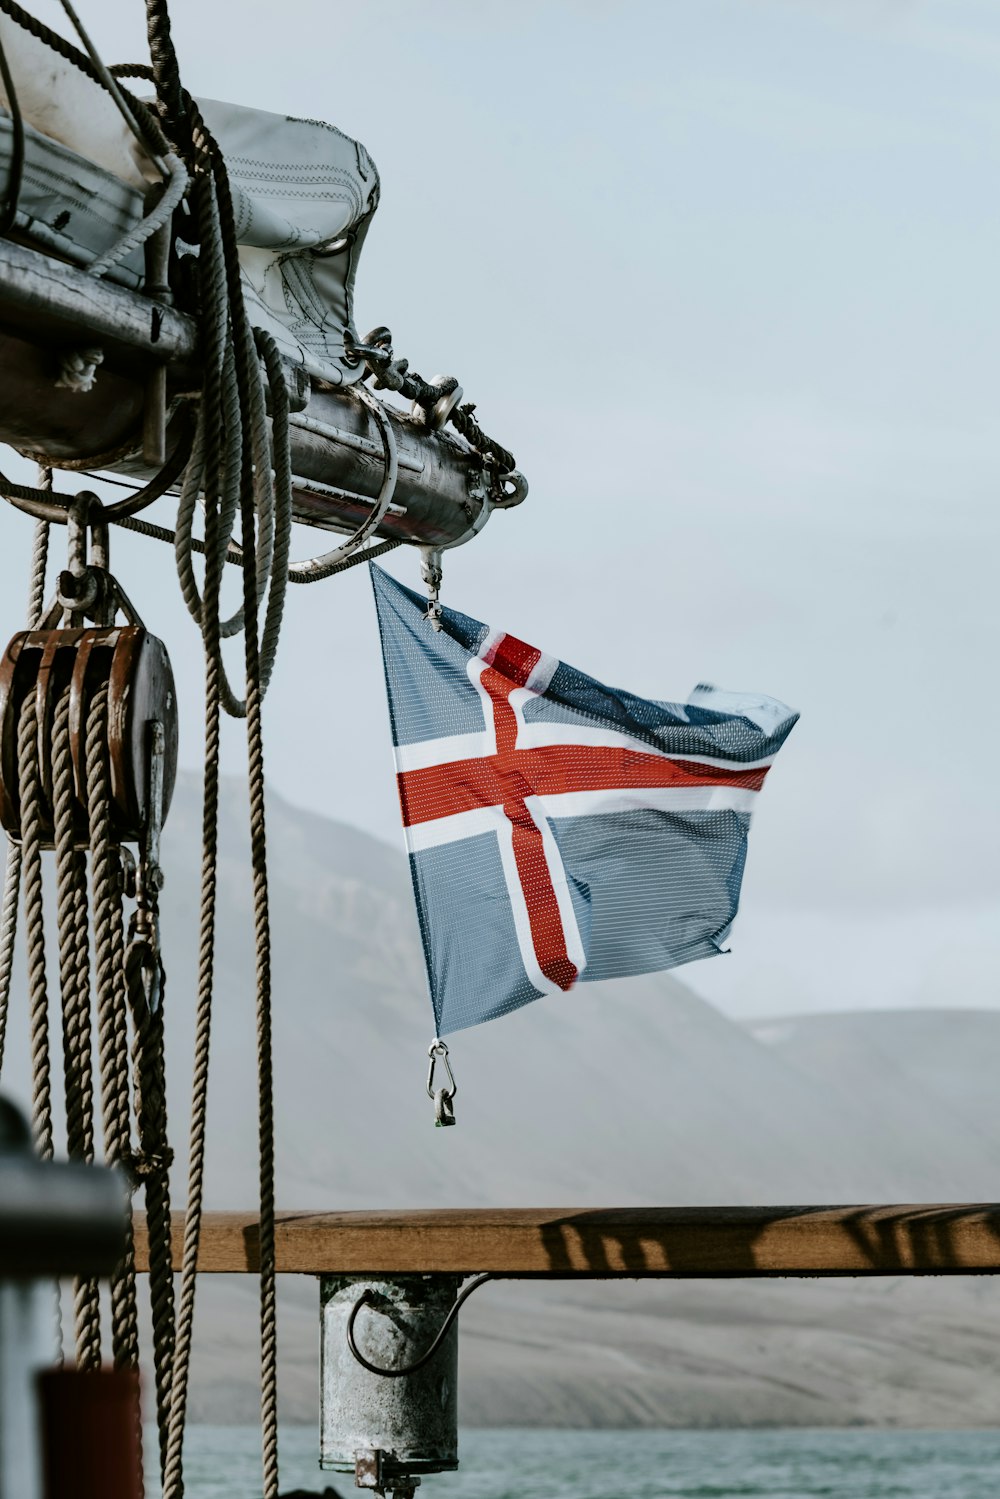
[152,1425,1000,1499]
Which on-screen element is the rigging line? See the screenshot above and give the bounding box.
[114,512,403,576]
[0,408,196,523]
[52,687,102,1372]
[0,505,49,1077]
[236,327,280,1499]
[162,392,224,1499]
[86,150,188,282]
[78,471,145,491]
[86,684,142,1379]
[85,682,144,1499]
[18,691,53,1160]
[200,102,282,1474]
[253,330,291,695]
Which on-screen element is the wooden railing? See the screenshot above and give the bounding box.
[133,1204,1000,1277]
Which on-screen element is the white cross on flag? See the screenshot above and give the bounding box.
[372,566,797,1036]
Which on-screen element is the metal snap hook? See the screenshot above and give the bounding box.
[426,1039,456,1127]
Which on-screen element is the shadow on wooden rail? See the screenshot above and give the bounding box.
[133,1204,1000,1278]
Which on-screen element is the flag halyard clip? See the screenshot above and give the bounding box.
[427,1037,456,1127]
[420,547,444,632]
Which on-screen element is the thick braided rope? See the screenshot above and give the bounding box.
[449,401,515,477]
[52,692,95,1170]
[239,402,280,1499]
[204,345,244,644]
[0,845,19,1079]
[133,54,282,1493]
[253,330,292,695]
[26,501,50,624]
[86,685,141,1377]
[215,134,283,1476]
[141,0,190,154]
[87,152,188,281]
[51,688,102,1370]
[162,475,224,1499]
[170,176,260,714]
[18,692,53,1159]
[163,168,234,1499]
[0,509,50,1078]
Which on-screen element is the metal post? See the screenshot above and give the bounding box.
[0,1096,125,1499]
[0,1278,51,1499]
[319,1275,461,1497]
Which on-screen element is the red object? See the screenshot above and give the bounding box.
[37,1368,143,1499]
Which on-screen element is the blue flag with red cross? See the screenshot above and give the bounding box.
[371,566,798,1037]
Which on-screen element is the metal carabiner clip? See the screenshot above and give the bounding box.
[426,1038,457,1127]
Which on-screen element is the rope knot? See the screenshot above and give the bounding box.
[121,1145,174,1188]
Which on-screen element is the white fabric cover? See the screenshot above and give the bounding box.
[0,108,146,287]
[196,97,379,383]
[0,23,380,381]
[0,15,153,188]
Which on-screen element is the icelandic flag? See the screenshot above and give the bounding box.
[371,566,798,1036]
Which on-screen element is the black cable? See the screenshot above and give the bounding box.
[0,28,25,237]
[346,1274,493,1379]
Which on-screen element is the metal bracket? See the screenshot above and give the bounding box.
[49,491,149,632]
[354,1449,383,1490]
[125,718,166,1014]
[410,374,463,431]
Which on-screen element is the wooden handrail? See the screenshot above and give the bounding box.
[133,1204,1000,1277]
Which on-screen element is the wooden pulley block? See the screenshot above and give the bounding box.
[0,624,178,846]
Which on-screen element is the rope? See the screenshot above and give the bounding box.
[156,76,282,1482]
[162,439,224,1499]
[349,332,517,478]
[86,685,142,1380]
[87,153,188,281]
[51,687,102,1370]
[239,404,280,1499]
[0,505,48,1077]
[27,509,50,624]
[18,691,52,1160]
[139,0,191,155]
[115,513,402,577]
[448,401,515,479]
[0,844,19,1079]
[253,331,291,693]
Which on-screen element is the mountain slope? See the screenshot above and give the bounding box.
[4,776,1000,1428]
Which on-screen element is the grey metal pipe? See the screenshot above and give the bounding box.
[0,239,525,549]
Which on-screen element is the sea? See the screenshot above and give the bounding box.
[146,1426,1000,1498]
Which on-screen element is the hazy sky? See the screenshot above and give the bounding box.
[1,0,997,1019]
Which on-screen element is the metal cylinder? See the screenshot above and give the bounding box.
[320,1275,461,1485]
[0,1280,51,1499]
[0,1097,125,1499]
